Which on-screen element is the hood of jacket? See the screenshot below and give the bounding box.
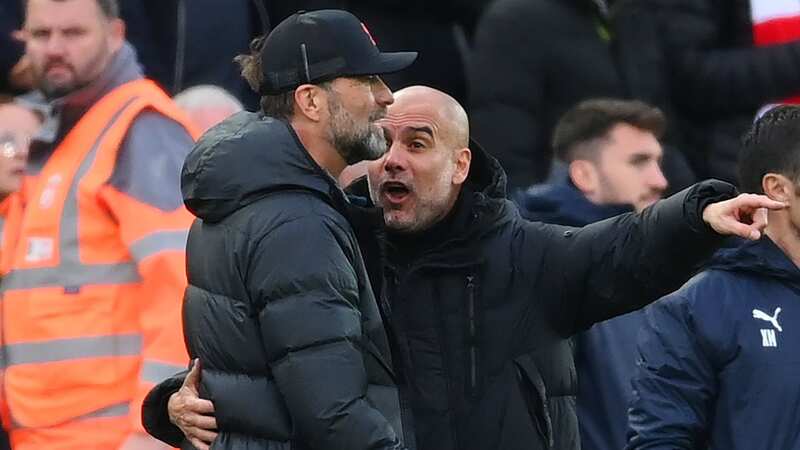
[181,111,344,223]
[516,176,632,227]
[706,236,800,290]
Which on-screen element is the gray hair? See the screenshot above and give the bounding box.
[173,85,244,114]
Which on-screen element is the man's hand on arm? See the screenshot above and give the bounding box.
[702,193,787,240]
[167,360,218,450]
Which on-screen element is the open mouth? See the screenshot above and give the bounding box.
[381,181,411,204]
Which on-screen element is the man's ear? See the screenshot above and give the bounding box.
[293,84,327,122]
[569,160,598,195]
[763,173,794,203]
[108,18,125,53]
[452,147,472,185]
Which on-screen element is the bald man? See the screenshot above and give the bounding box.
[146,86,784,450]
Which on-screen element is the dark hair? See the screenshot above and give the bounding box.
[738,105,800,194]
[553,98,666,163]
[235,35,333,120]
[22,0,119,18]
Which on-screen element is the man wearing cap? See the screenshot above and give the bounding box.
[139,9,417,450]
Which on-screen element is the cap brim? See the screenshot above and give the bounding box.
[355,51,418,76]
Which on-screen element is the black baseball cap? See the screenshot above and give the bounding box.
[258,9,418,94]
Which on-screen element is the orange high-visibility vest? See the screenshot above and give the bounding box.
[0,79,198,449]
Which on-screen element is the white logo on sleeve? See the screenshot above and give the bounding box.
[753,307,782,348]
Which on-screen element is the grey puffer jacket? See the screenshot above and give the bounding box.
[143,111,403,450]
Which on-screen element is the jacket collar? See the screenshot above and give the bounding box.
[707,237,800,290]
[516,175,632,227]
[181,112,347,223]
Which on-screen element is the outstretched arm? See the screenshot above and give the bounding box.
[546,180,784,335]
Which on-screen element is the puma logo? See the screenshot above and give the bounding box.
[753,307,782,332]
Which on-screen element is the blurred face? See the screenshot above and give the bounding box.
[0,104,40,196]
[325,76,394,164]
[23,0,124,98]
[590,123,667,212]
[367,100,469,233]
[339,160,370,188]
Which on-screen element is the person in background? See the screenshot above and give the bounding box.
[174,84,243,134]
[0,99,39,450]
[627,105,800,450]
[120,0,272,110]
[470,0,695,193]
[0,2,31,94]
[1,0,199,448]
[639,0,800,184]
[0,100,39,200]
[518,98,667,450]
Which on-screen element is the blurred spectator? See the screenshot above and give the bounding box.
[518,99,667,450]
[121,0,272,110]
[332,0,488,106]
[640,0,800,184]
[264,0,488,106]
[0,0,30,94]
[627,105,800,450]
[0,100,39,199]
[123,1,487,112]
[2,0,199,448]
[174,84,243,134]
[0,99,39,450]
[469,0,693,192]
[339,160,369,188]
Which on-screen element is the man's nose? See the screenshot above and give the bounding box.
[45,33,66,56]
[649,164,668,191]
[382,142,407,173]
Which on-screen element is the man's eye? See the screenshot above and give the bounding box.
[63,28,84,38]
[411,141,425,149]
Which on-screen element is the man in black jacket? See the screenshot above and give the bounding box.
[153,9,417,450]
[639,0,800,184]
[147,86,784,450]
[469,0,695,192]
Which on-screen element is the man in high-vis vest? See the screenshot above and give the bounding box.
[0,0,199,448]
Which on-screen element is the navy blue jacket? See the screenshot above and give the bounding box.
[516,177,631,227]
[627,237,800,449]
[518,178,645,450]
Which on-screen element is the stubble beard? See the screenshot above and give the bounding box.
[328,96,387,165]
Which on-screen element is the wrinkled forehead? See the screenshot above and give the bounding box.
[378,112,441,139]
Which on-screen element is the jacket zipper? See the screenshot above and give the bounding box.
[466,275,479,397]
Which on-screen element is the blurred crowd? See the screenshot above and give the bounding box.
[2,0,800,449]
[6,0,800,189]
